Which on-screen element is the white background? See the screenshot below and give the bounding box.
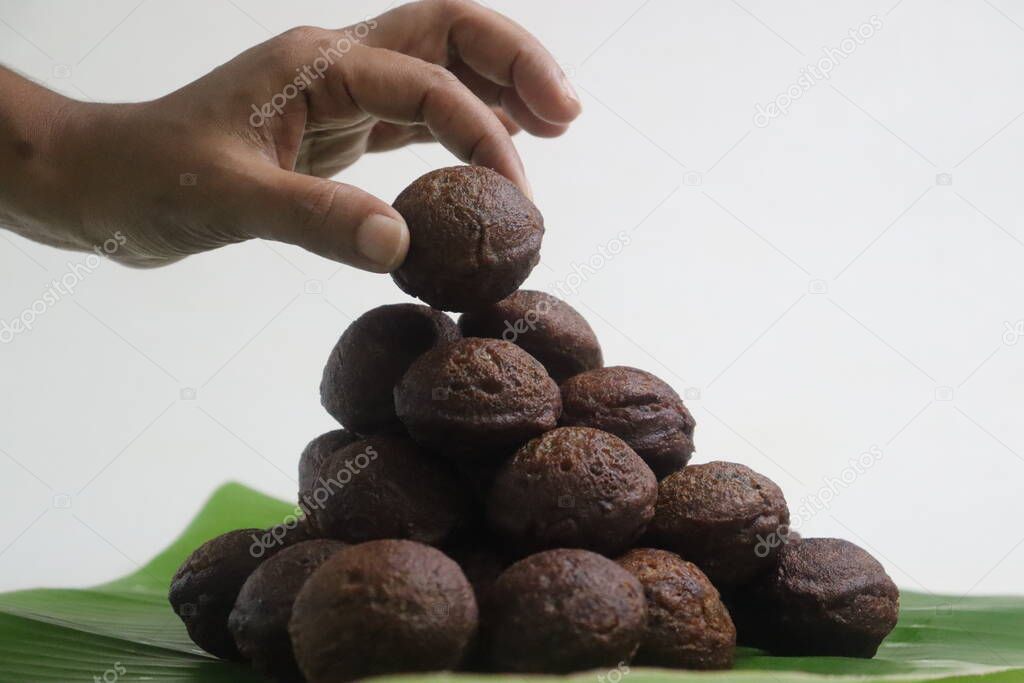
[1,0,1022,597]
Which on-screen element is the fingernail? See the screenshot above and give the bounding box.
[560,69,581,106]
[355,214,408,271]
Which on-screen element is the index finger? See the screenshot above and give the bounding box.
[373,0,581,125]
[315,44,530,195]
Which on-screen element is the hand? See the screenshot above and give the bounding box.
[0,0,580,271]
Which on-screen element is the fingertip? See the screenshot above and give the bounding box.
[557,69,583,118]
[500,88,571,138]
[535,67,582,124]
[513,53,583,125]
[354,213,409,273]
[444,6,582,125]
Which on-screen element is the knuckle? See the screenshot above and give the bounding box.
[275,25,330,52]
[470,130,503,161]
[424,63,459,87]
[297,179,342,235]
[422,0,473,18]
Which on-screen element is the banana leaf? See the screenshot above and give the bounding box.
[0,483,1020,682]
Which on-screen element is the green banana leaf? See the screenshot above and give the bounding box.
[0,483,1021,683]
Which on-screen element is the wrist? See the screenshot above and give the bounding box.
[0,69,124,250]
[47,100,133,247]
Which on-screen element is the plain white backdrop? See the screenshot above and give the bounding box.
[1,0,1023,596]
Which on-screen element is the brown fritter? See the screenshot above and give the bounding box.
[487,427,657,556]
[228,540,346,682]
[617,548,736,669]
[458,290,602,383]
[289,540,478,683]
[730,538,899,658]
[297,428,357,498]
[560,366,696,479]
[482,548,647,673]
[169,528,277,660]
[320,304,460,435]
[304,434,465,546]
[392,166,544,311]
[650,461,789,587]
[394,338,561,460]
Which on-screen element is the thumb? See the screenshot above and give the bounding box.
[242,167,409,273]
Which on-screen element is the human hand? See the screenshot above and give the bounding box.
[1,0,580,271]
